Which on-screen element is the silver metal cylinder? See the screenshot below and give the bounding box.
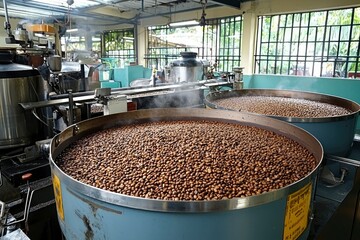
[170,52,204,82]
[0,61,42,149]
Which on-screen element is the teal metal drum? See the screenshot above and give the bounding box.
[205,89,360,156]
[50,109,323,240]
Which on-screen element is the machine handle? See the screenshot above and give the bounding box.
[22,173,32,182]
[4,173,34,230]
[320,166,348,187]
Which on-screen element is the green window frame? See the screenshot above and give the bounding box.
[147,16,243,73]
[255,7,360,78]
[103,28,136,66]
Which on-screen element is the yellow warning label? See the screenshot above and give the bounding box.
[52,174,65,221]
[283,182,312,240]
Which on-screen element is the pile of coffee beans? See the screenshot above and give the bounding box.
[212,96,351,118]
[57,120,317,201]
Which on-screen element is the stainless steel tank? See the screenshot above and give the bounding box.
[0,49,42,149]
[204,89,360,156]
[170,52,204,82]
[50,108,323,240]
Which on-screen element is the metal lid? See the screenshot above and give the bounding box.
[0,62,40,78]
[171,52,202,67]
[180,52,197,58]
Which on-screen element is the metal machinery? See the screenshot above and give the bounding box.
[0,14,231,239]
[1,15,360,238]
[0,48,61,239]
[3,42,360,239]
[205,89,360,239]
[0,2,357,237]
[0,56,226,238]
[2,51,360,239]
[0,0,79,237]
[49,109,323,240]
[168,52,208,83]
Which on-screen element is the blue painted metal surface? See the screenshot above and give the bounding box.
[205,89,359,156]
[57,184,314,240]
[50,109,322,240]
[243,74,360,130]
[293,118,357,156]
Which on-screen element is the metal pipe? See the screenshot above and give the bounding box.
[68,89,74,125]
[80,64,85,79]
[3,0,12,36]
[48,85,157,100]
[134,24,139,65]
[20,80,223,110]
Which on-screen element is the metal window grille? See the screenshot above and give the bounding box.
[255,7,360,78]
[146,16,243,73]
[103,29,136,65]
[62,33,102,60]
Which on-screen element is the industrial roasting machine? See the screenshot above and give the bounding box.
[0,3,360,237]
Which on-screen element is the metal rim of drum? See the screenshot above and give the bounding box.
[50,108,323,213]
[204,89,360,123]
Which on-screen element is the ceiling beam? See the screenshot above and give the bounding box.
[2,0,136,24]
[210,0,241,9]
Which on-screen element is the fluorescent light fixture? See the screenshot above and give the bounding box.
[169,20,198,27]
[123,36,134,40]
[67,28,78,33]
[92,37,101,41]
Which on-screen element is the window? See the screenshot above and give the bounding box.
[103,29,136,66]
[61,32,102,61]
[147,16,243,73]
[255,7,360,78]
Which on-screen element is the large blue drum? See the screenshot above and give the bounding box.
[50,108,323,240]
[205,89,360,156]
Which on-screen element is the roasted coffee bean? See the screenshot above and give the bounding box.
[212,96,351,118]
[57,120,317,201]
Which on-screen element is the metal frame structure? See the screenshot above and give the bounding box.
[146,16,243,73]
[103,28,136,64]
[255,7,360,78]
[0,0,252,24]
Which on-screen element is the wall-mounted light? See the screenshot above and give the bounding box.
[169,20,199,27]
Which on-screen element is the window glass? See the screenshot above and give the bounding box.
[255,7,360,78]
[147,16,243,73]
[103,29,135,66]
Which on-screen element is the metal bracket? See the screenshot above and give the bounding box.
[0,201,4,219]
[320,166,348,187]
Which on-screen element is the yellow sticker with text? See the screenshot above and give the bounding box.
[52,174,65,221]
[283,182,312,240]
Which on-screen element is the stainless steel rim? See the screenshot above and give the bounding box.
[50,108,323,212]
[204,89,360,123]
